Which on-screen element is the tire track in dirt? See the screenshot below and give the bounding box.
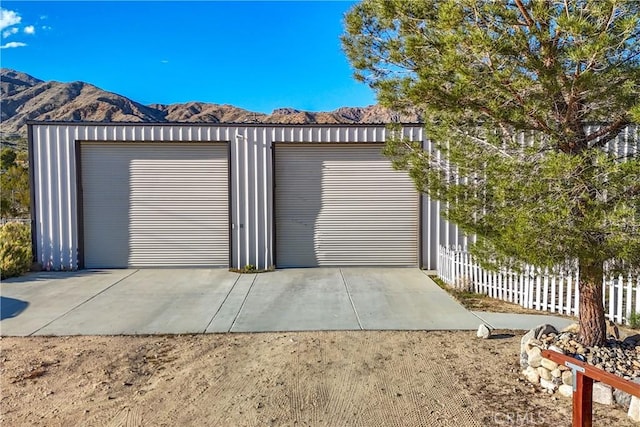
[333,331,383,426]
[412,334,482,427]
[165,341,262,425]
[107,406,143,427]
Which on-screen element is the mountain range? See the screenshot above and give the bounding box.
[0,68,422,140]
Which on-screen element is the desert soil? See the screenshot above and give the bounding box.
[1,331,635,427]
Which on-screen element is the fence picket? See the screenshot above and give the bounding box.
[436,245,640,325]
[558,270,565,315]
[616,275,624,324]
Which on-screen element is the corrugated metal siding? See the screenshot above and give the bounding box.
[30,123,430,271]
[275,144,418,267]
[81,142,228,268]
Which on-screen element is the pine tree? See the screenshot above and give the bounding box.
[342,0,640,346]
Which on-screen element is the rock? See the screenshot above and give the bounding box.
[548,345,564,354]
[613,378,640,409]
[558,384,573,398]
[562,370,573,386]
[537,367,552,381]
[477,324,491,339]
[540,358,559,371]
[527,346,542,358]
[551,368,562,378]
[520,352,529,369]
[562,323,580,333]
[528,353,543,369]
[523,366,540,384]
[606,320,620,340]
[629,396,640,422]
[592,382,614,405]
[623,334,640,346]
[540,377,558,392]
[521,325,557,354]
[536,324,559,340]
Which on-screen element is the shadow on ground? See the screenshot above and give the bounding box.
[1,296,29,320]
[2,270,115,283]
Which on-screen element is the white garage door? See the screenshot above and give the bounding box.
[81,142,228,268]
[275,144,418,267]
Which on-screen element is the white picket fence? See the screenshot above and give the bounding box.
[437,246,640,325]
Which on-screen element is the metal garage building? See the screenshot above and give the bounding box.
[28,122,467,271]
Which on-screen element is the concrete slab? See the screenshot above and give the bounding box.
[0,270,135,336]
[473,311,576,331]
[206,273,257,333]
[34,269,240,335]
[344,268,482,330]
[230,268,360,332]
[1,267,581,336]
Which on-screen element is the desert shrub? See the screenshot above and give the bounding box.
[1,222,32,279]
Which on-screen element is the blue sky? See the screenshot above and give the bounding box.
[1,1,376,113]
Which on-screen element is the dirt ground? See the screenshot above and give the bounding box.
[1,331,635,427]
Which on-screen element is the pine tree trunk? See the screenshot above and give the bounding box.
[577,260,606,347]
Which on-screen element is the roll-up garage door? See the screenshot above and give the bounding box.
[275,144,418,267]
[81,142,228,268]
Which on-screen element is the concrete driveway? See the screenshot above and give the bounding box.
[0,268,571,336]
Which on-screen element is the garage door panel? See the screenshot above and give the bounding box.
[81,142,228,268]
[276,144,418,267]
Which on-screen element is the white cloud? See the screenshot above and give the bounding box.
[41,25,52,31]
[3,27,18,38]
[0,8,21,31]
[24,25,35,34]
[1,41,27,49]
[161,60,169,64]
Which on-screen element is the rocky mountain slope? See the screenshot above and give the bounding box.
[0,69,421,139]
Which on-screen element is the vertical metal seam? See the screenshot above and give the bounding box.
[75,140,85,269]
[27,124,37,263]
[271,142,278,268]
[227,140,233,268]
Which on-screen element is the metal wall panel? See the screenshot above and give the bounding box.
[30,123,428,271]
[81,142,228,268]
[275,144,418,267]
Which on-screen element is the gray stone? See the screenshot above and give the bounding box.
[558,384,573,398]
[613,378,640,409]
[535,324,559,340]
[629,396,640,422]
[540,377,558,392]
[519,352,530,369]
[528,352,543,369]
[520,352,529,369]
[562,370,573,386]
[477,324,491,339]
[521,324,557,354]
[592,382,614,405]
